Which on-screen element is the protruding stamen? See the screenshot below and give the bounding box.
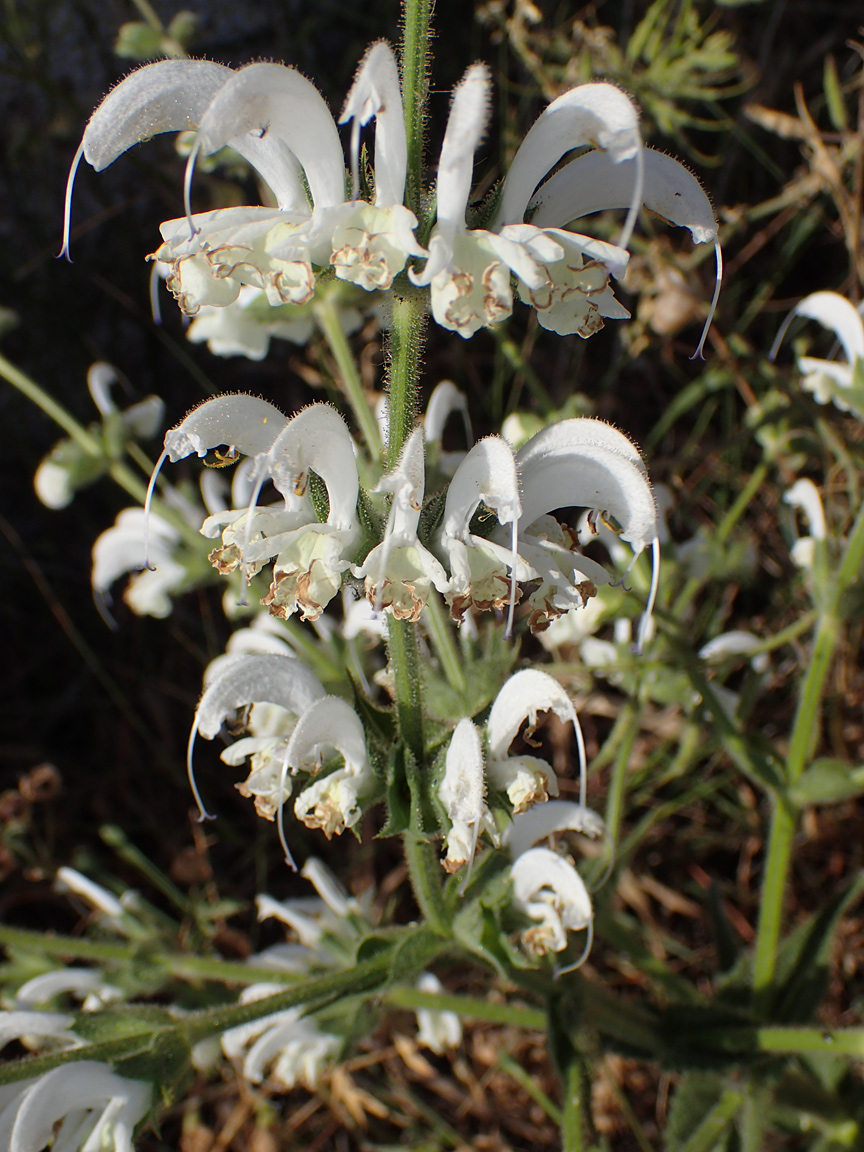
[186,717,217,822]
[59,142,85,263]
[276,744,298,872]
[183,137,203,243]
[573,706,588,812]
[553,918,594,979]
[769,287,798,363]
[349,118,361,203]
[617,141,644,252]
[143,447,169,571]
[149,263,163,325]
[505,518,518,639]
[635,535,660,656]
[691,240,723,361]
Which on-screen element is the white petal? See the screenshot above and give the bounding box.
[15,970,115,1009]
[784,478,826,540]
[0,1010,76,1049]
[441,435,521,541]
[510,846,593,932]
[436,64,491,228]
[196,63,345,209]
[770,290,864,367]
[698,630,763,663]
[424,380,471,451]
[531,148,717,244]
[503,799,606,860]
[516,418,656,553]
[82,59,233,171]
[285,696,369,778]
[496,83,641,228]
[193,654,325,741]
[264,404,359,533]
[340,41,407,207]
[486,669,579,761]
[163,394,288,463]
[8,1062,150,1152]
[440,718,485,825]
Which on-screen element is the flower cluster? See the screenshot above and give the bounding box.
[64,42,718,347]
[140,393,660,643]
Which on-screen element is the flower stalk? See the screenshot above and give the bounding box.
[753,495,864,1003]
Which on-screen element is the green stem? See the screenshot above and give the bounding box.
[753,498,864,1000]
[388,616,426,761]
[385,986,545,1029]
[498,1051,563,1125]
[673,460,769,620]
[603,700,640,845]
[0,924,305,987]
[402,831,450,935]
[400,0,433,219]
[561,1055,586,1152]
[313,296,382,458]
[423,590,466,692]
[184,952,393,1041]
[386,292,426,467]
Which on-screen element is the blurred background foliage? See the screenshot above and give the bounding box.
[3,0,864,1148]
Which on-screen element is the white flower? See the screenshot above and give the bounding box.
[353,428,448,620]
[291,697,376,848]
[438,435,526,628]
[784,477,827,570]
[509,848,593,963]
[424,380,472,476]
[504,418,659,649]
[771,290,864,411]
[92,508,186,619]
[187,652,326,826]
[414,973,462,1054]
[242,404,361,622]
[34,363,164,511]
[0,1062,150,1152]
[524,147,721,354]
[438,718,493,876]
[503,798,607,861]
[486,669,585,814]
[257,857,369,955]
[64,46,424,314]
[221,985,339,1090]
[15,969,122,1014]
[0,1009,79,1053]
[186,285,315,359]
[54,867,126,924]
[699,630,769,675]
[410,67,641,339]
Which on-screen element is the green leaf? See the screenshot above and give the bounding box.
[113,21,165,61]
[707,882,740,974]
[823,54,848,132]
[772,872,864,1023]
[790,759,864,806]
[666,1072,729,1152]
